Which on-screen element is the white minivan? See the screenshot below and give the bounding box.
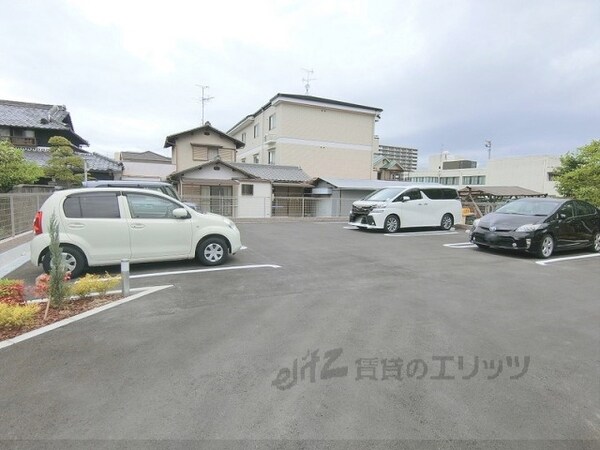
[30,188,242,278]
[348,185,462,232]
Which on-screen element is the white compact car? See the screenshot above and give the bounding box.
[30,188,242,277]
[348,185,463,232]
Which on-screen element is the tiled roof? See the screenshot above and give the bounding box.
[164,122,245,149]
[229,162,310,182]
[0,99,89,146]
[22,147,123,173]
[119,151,172,163]
[0,100,71,130]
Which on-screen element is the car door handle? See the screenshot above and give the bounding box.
[130,224,145,229]
[68,223,85,229]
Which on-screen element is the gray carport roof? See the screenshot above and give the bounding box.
[459,186,546,197]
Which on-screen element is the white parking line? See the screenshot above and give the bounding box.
[0,285,173,351]
[130,264,281,279]
[385,230,458,237]
[444,242,478,248]
[535,254,600,266]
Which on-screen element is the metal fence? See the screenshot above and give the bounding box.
[0,193,505,238]
[0,193,51,241]
[183,196,356,219]
[462,201,509,219]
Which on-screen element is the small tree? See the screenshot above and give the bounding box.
[554,140,600,206]
[47,213,70,309]
[0,140,44,192]
[45,136,85,188]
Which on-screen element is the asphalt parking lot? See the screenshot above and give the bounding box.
[1,221,599,446]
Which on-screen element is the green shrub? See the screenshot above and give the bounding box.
[0,279,25,305]
[71,273,121,299]
[0,303,40,328]
[47,213,70,307]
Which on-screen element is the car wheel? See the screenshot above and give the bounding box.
[537,234,555,259]
[42,246,86,278]
[197,237,229,266]
[440,213,454,231]
[384,215,400,233]
[590,231,600,253]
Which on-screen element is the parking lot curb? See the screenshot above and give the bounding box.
[0,284,173,350]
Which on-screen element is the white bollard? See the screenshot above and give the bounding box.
[121,259,130,297]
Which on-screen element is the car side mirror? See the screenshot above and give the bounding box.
[402,196,410,202]
[172,208,190,219]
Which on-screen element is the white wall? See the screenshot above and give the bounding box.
[236,182,272,218]
[409,154,561,194]
[486,155,560,195]
[122,161,175,181]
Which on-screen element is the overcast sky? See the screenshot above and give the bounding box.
[1,0,598,167]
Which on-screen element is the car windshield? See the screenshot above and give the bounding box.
[362,188,406,202]
[495,199,562,216]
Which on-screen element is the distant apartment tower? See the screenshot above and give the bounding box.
[228,93,382,179]
[376,145,418,172]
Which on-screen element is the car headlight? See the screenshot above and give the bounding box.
[515,223,544,232]
[371,208,385,214]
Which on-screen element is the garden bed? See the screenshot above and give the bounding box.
[0,294,122,342]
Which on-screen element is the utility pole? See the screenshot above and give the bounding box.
[197,85,214,124]
[485,140,492,160]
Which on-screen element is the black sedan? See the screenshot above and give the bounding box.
[469,198,600,258]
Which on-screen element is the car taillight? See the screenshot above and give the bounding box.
[33,211,43,235]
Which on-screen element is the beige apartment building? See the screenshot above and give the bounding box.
[227,93,382,179]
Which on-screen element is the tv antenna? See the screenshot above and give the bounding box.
[484,140,492,160]
[302,68,315,95]
[196,85,214,124]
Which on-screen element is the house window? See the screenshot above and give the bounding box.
[409,176,439,183]
[440,177,459,185]
[241,132,246,143]
[192,145,208,161]
[462,176,486,185]
[208,147,220,159]
[268,114,276,130]
[253,124,259,138]
[253,154,259,164]
[241,184,254,196]
[268,150,275,165]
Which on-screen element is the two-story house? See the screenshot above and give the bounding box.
[163,121,245,199]
[0,99,122,181]
[227,93,383,180]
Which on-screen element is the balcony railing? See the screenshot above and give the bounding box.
[264,134,277,144]
[0,136,37,147]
